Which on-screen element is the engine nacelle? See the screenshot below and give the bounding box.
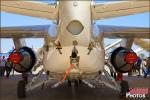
[8,47,36,73]
[110,47,138,73]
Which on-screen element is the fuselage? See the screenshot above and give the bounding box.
[43,1,105,80]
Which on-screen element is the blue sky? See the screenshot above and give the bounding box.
[0,1,149,57]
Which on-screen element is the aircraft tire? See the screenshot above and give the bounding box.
[119,80,129,98]
[17,80,26,98]
[68,80,71,87]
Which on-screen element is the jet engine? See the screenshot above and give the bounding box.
[110,47,138,73]
[8,47,36,73]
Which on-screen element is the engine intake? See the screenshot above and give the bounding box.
[110,47,138,73]
[9,47,36,73]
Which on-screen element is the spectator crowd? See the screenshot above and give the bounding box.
[0,56,14,78]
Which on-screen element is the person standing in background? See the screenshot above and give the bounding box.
[0,57,3,77]
[143,57,150,78]
[0,56,6,78]
[133,57,142,76]
[5,58,13,78]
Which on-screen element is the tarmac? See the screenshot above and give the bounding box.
[0,75,150,100]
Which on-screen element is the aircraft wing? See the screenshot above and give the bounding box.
[96,25,149,52]
[134,39,150,52]
[97,25,150,39]
[1,1,58,20]
[0,25,54,38]
[92,1,150,20]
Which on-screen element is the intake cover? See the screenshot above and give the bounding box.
[9,47,36,73]
[110,47,138,73]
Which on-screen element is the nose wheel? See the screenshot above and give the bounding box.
[68,80,71,87]
[68,80,79,87]
[74,80,79,87]
[17,80,27,98]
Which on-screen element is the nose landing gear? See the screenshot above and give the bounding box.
[70,40,80,67]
